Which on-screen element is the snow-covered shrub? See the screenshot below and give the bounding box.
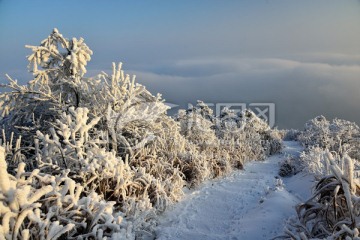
[183,104,283,180]
[175,102,233,181]
[282,128,301,141]
[330,118,360,160]
[214,108,248,165]
[265,130,283,156]
[213,107,249,169]
[0,146,133,240]
[92,63,192,203]
[35,106,185,218]
[176,101,218,149]
[0,131,26,174]
[298,115,331,149]
[0,29,95,151]
[278,160,294,177]
[234,109,282,158]
[175,102,282,183]
[26,28,92,79]
[278,155,300,177]
[299,146,329,178]
[285,152,360,240]
[298,116,360,160]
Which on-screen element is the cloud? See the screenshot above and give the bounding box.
[296,52,360,66]
[129,57,360,129]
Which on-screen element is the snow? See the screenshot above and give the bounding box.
[155,141,315,240]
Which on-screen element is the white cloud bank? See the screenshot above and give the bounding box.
[129,56,360,129]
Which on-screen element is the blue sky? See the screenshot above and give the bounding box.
[0,0,359,128]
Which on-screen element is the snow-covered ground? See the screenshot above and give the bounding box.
[155,141,315,240]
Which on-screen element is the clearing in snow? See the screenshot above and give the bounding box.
[156,141,315,240]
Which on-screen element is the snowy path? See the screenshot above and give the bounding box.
[155,141,315,240]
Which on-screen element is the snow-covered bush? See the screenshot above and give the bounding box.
[285,152,360,240]
[234,109,282,158]
[0,131,26,174]
[213,107,249,170]
[175,102,282,183]
[299,146,329,178]
[0,29,94,151]
[176,101,218,149]
[35,106,185,219]
[282,128,301,141]
[298,116,360,160]
[175,102,232,181]
[330,118,360,160]
[298,115,331,149]
[0,146,133,240]
[278,154,300,177]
